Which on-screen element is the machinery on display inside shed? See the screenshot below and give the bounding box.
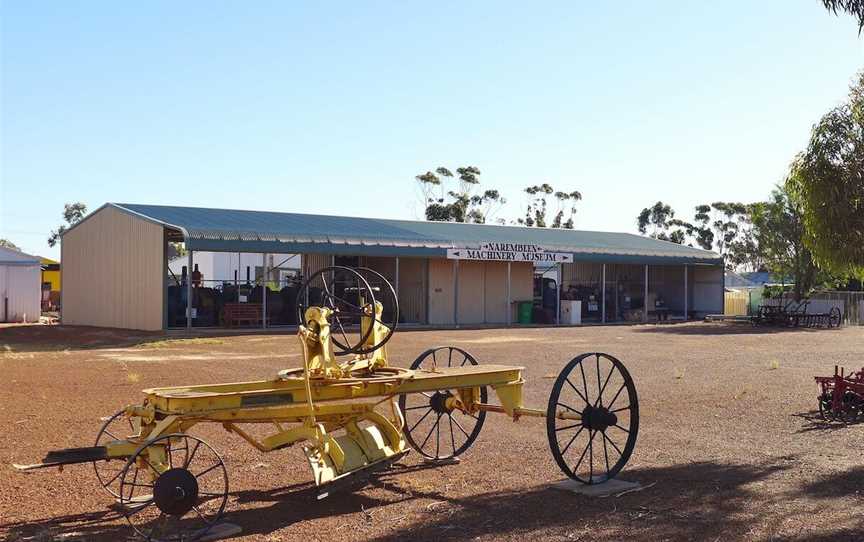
[14,266,640,541]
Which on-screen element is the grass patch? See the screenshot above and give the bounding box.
[137,338,226,349]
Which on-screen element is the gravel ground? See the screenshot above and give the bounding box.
[2,322,863,542]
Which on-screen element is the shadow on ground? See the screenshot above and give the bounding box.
[0,460,799,542]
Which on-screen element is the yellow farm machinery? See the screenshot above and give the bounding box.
[15,266,639,541]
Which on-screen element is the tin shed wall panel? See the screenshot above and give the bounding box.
[483,261,508,324]
[61,206,164,330]
[427,258,455,325]
[457,261,485,324]
[0,264,41,322]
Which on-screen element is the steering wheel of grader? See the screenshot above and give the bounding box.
[287,265,408,382]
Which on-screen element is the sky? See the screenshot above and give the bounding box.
[1,1,862,259]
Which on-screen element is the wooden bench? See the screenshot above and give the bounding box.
[222,303,263,327]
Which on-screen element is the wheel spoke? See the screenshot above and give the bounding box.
[565,378,590,405]
[559,425,585,455]
[461,352,470,367]
[602,430,610,474]
[184,441,201,468]
[572,430,594,472]
[611,423,630,434]
[579,362,590,406]
[603,431,623,456]
[420,414,441,449]
[409,407,434,432]
[555,423,581,432]
[589,429,594,481]
[557,402,582,414]
[595,354,603,407]
[450,415,472,439]
[449,415,456,454]
[195,462,222,479]
[606,383,626,410]
[610,405,631,414]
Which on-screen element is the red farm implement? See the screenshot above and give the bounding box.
[815,366,864,422]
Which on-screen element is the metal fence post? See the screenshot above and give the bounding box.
[262,253,268,329]
[453,258,460,327]
[683,264,688,321]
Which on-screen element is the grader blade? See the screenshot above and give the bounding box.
[14,446,107,471]
[315,450,409,501]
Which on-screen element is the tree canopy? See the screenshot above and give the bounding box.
[821,0,864,32]
[415,167,504,224]
[788,71,864,275]
[518,184,582,228]
[48,202,87,247]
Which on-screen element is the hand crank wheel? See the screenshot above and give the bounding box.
[118,434,229,542]
[399,346,487,460]
[546,353,639,484]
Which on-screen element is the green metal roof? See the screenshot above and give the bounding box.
[103,203,722,265]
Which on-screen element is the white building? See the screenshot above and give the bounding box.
[0,246,41,323]
[168,252,301,287]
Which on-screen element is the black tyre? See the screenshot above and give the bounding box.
[547,352,639,484]
[399,346,487,460]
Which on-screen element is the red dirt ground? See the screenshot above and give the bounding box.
[2,322,864,541]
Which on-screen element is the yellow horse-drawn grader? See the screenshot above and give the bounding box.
[15,266,639,541]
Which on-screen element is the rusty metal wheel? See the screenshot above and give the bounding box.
[399,346,487,461]
[547,353,639,484]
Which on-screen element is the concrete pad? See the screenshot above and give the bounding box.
[551,477,641,497]
[199,523,243,541]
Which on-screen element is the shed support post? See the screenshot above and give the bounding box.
[186,250,193,330]
[602,264,606,324]
[453,259,460,327]
[683,264,688,321]
[395,257,400,312]
[262,253,268,329]
[556,263,562,325]
[506,261,511,327]
[643,264,649,322]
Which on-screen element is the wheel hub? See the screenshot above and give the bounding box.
[153,468,199,516]
[429,391,452,414]
[581,405,617,432]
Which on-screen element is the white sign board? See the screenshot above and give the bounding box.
[446,243,573,263]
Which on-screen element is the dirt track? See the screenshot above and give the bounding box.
[2,322,864,542]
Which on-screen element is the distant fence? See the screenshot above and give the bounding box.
[724,291,749,316]
[729,290,864,326]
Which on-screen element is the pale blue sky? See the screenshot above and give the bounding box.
[1,1,862,259]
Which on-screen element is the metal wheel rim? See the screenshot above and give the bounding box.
[350,266,399,355]
[295,266,376,356]
[93,409,134,498]
[399,346,487,460]
[118,433,229,542]
[546,352,639,484]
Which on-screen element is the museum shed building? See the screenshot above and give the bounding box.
[60,203,724,331]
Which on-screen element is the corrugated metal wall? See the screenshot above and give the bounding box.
[61,206,165,330]
[396,258,427,324]
[0,264,41,322]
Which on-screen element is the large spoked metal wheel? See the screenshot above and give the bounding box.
[546,353,639,484]
[296,266,377,356]
[399,346,487,461]
[118,434,229,542]
[93,409,135,498]
[352,266,399,355]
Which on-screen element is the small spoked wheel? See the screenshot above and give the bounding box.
[399,346,487,461]
[93,409,135,498]
[547,353,639,484]
[818,392,835,421]
[828,307,842,328]
[118,434,229,541]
